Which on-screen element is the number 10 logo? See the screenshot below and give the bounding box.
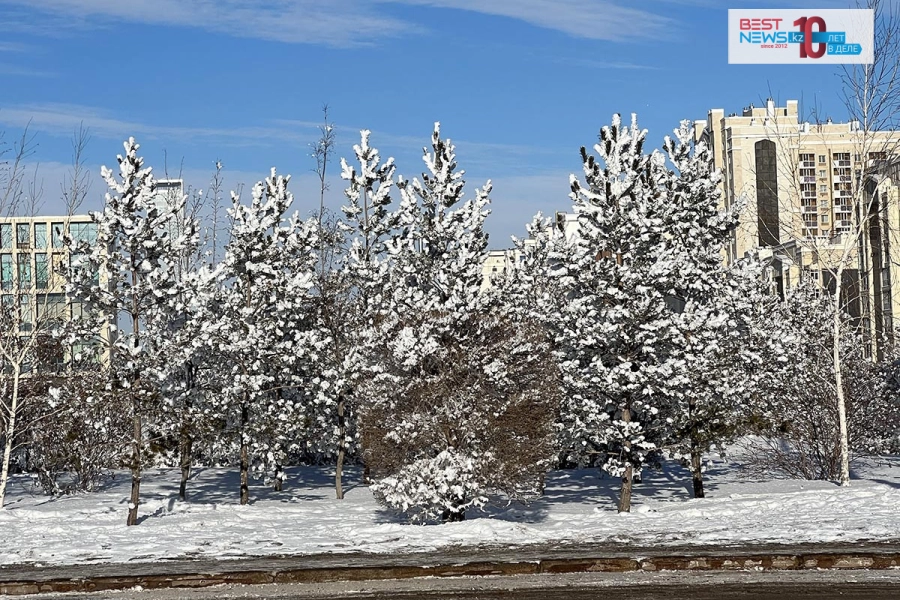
[794,16,827,58]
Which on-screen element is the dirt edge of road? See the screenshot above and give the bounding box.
[3,550,900,596]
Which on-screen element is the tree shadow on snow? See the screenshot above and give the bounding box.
[367,466,705,526]
[135,465,366,514]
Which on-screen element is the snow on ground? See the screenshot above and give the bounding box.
[2,458,900,566]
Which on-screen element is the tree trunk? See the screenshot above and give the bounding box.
[126,270,144,526]
[833,268,851,486]
[690,435,705,499]
[240,400,249,505]
[335,397,345,500]
[178,364,194,502]
[0,369,20,509]
[617,406,633,513]
[126,412,142,526]
[618,464,633,513]
[273,464,283,491]
[178,424,192,502]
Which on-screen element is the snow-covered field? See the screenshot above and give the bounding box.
[2,458,900,566]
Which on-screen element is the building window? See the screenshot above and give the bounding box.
[70,222,98,245]
[819,154,827,163]
[35,253,49,290]
[0,224,11,249]
[34,222,48,248]
[17,254,31,288]
[37,293,67,328]
[0,254,11,290]
[19,295,32,332]
[822,214,830,224]
[819,169,826,178]
[51,222,65,248]
[820,184,828,193]
[16,223,30,248]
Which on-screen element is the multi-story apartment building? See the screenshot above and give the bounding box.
[696,99,894,256]
[0,215,105,369]
[694,99,898,326]
[858,160,900,357]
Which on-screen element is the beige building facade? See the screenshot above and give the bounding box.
[696,99,896,264]
[858,160,900,356]
[696,99,900,349]
[0,215,106,370]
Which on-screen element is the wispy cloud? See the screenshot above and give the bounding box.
[653,0,859,6]
[0,104,567,178]
[0,0,420,47]
[386,0,673,42]
[0,103,324,147]
[0,41,32,52]
[0,0,677,46]
[0,64,56,77]
[565,58,661,70]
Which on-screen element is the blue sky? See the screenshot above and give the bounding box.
[0,0,877,246]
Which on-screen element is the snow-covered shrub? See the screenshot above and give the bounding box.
[27,372,130,495]
[745,282,900,480]
[370,449,488,522]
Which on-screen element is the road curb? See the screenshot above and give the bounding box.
[3,551,900,596]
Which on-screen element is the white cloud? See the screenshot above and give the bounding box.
[0,103,321,147]
[0,0,676,45]
[385,0,673,42]
[0,0,418,47]
[0,41,31,52]
[0,64,56,77]
[0,104,566,178]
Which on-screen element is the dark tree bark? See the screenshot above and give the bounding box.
[273,464,284,491]
[691,435,705,499]
[126,412,142,526]
[617,406,633,514]
[240,400,250,505]
[335,397,345,499]
[179,428,193,502]
[178,363,194,502]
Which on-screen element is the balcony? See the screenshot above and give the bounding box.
[801,161,815,168]
[837,160,851,167]
[802,176,816,183]
[801,204,818,213]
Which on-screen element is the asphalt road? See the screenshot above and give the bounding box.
[17,570,900,600]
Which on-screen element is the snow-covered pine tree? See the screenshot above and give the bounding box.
[145,225,220,503]
[312,130,399,500]
[560,114,679,513]
[64,138,190,525]
[360,124,559,522]
[651,121,769,498]
[199,169,320,504]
